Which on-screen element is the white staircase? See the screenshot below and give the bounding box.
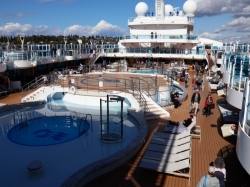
[144,96,170,120]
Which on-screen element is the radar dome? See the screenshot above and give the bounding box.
[165,4,174,16]
[183,0,197,17]
[135,2,148,17]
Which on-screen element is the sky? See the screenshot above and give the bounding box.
[0,0,249,43]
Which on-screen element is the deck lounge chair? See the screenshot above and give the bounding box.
[150,136,190,147]
[209,83,218,92]
[147,142,190,154]
[139,158,190,185]
[164,116,196,134]
[163,116,201,141]
[143,149,190,163]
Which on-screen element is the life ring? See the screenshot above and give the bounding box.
[71,111,77,120]
[70,86,76,95]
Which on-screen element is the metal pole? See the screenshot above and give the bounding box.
[100,98,102,140]
[107,95,109,133]
[121,98,124,139]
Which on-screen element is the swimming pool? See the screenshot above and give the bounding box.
[8,116,90,146]
[0,93,142,187]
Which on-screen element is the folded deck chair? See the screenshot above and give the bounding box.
[143,150,190,163]
[147,142,190,154]
[150,136,190,147]
[139,158,190,179]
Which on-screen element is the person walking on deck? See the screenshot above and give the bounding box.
[196,166,220,187]
[191,89,201,115]
[192,75,197,90]
[204,93,214,117]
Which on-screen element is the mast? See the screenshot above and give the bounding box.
[155,0,165,21]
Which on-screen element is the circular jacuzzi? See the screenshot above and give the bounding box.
[8,116,90,146]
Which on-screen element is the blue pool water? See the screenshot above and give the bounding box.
[8,116,90,146]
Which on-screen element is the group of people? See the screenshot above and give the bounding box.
[197,156,226,187]
[192,74,207,91]
[194,62,208,76]
[190,90,214,117]
[171,90,182,108]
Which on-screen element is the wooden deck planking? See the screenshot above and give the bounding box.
[1,71,250,187]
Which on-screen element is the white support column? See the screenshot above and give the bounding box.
[242,78,249,131]
[228,56,232,82]
[230,58,236,89]
[239,59,243,91]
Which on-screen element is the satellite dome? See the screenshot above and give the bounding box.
[135,2,148,17]
[165,4,174,16]
[183,0,198,17]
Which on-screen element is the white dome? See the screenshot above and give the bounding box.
[165,4,174,16]
[183,0,198,17]
[135,2,148,17]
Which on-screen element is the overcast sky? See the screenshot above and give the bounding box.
[0,0,249,43]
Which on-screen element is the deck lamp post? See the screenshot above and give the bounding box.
[63,37,67,55]
[77,39,82,55]
[101,39,104,53]
[229,39,233,52]
[235,37,240,53]
[224,41,228,52]
[90,39,93,49]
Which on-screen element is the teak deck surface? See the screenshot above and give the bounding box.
[1,71,250,187]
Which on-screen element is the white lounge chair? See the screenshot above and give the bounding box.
[139,158,190,185]
[150,136,190,147]
[153,131,190,140]
[164,117,196,134]
[163,117,201,142]
[209,83,218,92]
[143,150,190,163]
[147,142,190,154]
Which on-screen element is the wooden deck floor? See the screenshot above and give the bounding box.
[1,71,250,187]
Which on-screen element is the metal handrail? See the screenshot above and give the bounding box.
[78,117,88,136]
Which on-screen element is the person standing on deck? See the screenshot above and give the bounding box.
[196,166,220,187]
[191,89,201,115]
[196,45,199,54]
[204,93,214,117]
[192,75,197,90]
[195,63,200,76]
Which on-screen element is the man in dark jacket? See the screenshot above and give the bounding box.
[191,90,201,114]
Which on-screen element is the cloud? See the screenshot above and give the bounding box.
[0,22,62,36]
[64,20,128,36]
[0,20,128,36]
[193,0,250,18]
[214,17,250,33]
[199,31,250,43]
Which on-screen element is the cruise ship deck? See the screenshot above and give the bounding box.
[1,70,250,187]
